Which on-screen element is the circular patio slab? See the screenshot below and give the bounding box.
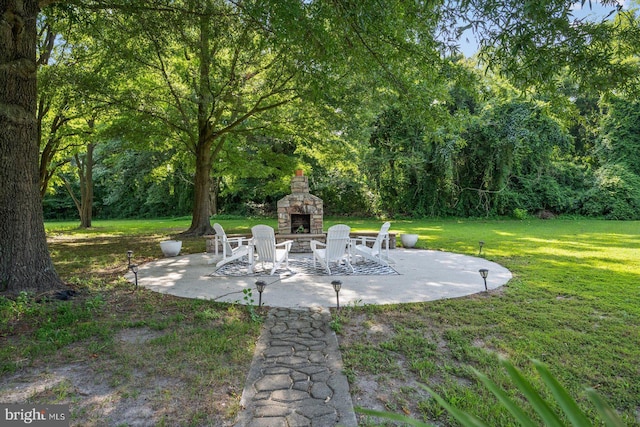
[127,249,512,308]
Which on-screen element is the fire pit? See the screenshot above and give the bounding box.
[276,172,324,252]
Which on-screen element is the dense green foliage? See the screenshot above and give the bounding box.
[37,2,640,222]
[42,79,640,220]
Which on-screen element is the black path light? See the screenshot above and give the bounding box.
[255,280,266,307]
[126,250,139,289]
[331,280,342,310]
[478,241,485,255]
[479,268,489,292]
[131,264,139,289]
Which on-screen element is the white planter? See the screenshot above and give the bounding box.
[400,234,419,248]
[160,240,182,257]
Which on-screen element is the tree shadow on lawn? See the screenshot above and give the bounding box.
[47,235,204,279]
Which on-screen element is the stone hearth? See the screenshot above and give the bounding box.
[277,174,323,252]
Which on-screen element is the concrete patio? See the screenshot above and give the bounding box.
[128,249,512,308]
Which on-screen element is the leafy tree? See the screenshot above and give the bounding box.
[457,0,640,93]
[362,72,574,218]
[62,120,95,228]
[76,0,449,235]
[581,163,640,219]
[37,10,116,228]
[2,0,639,293]
[37,16,78,197]
[556,76,601,162]
[581,96,640,219]
[597,96,640,174]
[459,99,572,216]
[364,107,433,217]
[73,1,319,235]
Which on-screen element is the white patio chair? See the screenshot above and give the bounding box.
[310,224,354,275]
[352,221,393,266]
[250,225,293,275]
[210,223,251,268]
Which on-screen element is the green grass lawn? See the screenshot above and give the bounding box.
[335,218,640,426]
[3,217,639,425]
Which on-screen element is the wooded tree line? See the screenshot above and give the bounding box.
[2,0,639,292]
[38,1,640,225]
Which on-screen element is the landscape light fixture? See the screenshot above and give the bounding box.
[255,280,266,307]
[131,264,139,289]
[331,280,342,310]
[126,250,138,289]
[478,241,485,255]
[479,269,489,292]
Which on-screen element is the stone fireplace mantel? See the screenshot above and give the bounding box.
[276,174,324,252]
[277,175,323,235]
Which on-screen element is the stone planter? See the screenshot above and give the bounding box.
[160,240,182,257]
[400,233,419,248]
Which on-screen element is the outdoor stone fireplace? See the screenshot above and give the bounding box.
[276,173,323,251]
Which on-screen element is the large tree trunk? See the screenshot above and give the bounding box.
[64,142,95,229]
[78,119,95,228]
[80,143,93,228]
[182,140,214,236]
[182,14,215,237]
[0,0,64,294]
[79,142,94,228]
[209,175,219,216]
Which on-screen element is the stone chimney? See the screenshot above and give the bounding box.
[277,173,323,234]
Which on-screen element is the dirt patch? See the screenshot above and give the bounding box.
[0,287,253,427]
[0,363,168,426]
[0,347,238,426]
[116,327,165,344]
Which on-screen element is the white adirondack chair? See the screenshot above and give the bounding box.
[211,223,252,268]
[352,221,393,266]
[310,224,354,275]
[250,225,293,275]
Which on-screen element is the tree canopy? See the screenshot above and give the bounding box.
[2,0,640,293]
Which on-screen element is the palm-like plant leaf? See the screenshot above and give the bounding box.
[532,359,593,427]
[421,384,491,427]
[355,407,434,426]
[471,367,538,427]
[585,388,626,427]
[355,359,626,427]
[501,359,565,427]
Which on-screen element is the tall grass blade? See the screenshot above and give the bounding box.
[421,385,491,427]
[532,359,593,427]
[501,359,564,427]
[355,407,435,426]
[471,367,538,427]
[585,388,626,427]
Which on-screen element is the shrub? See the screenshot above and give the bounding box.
[512,208,528,220]
[581,163,640,220]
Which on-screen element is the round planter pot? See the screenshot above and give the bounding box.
[400,234,419,248]
[160,240,182,257]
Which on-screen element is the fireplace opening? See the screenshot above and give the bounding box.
[277,174,323,239]
[291,214,311,234]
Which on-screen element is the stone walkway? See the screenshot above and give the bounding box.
[234,307,357,427]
